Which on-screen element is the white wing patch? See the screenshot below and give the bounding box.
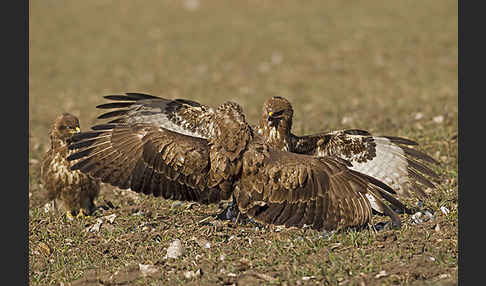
[126,107,212,139]
[346,137,411,195]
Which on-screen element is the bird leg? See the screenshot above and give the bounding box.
[76,208,87,218]
[66,211,75,221]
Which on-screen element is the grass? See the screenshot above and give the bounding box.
[29,1,458,285]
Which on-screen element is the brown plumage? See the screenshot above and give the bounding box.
[256,96,440,205]
[67,93,405,231]
[41,113,100,219]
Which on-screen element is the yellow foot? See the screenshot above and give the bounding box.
[76,208,88,218]
[66,211,75,221]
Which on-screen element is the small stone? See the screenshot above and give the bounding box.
[43,202,52,214]
[164,239,183,259]
[103,214,117,224]
[414,113,424,120]
[417,200,424,209]
[139,264,158,277]
[86,218,103,232]
[302,276,315,281]
[434,224,441,232]
[429,256,436,262]
[375,270,388,279]
[424,210,435,221]
[184,269,202,279]
[433,115,444,124]
[411,212,423,224]
[440,206,450,215]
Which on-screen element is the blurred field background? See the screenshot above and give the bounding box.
[29,1,458,285]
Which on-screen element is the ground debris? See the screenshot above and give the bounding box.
[164,239,184,259]
[184,268,203,279]
[138,263,159,277]
[440,206,450,215]
[103,213,117,224]
[37,242,52,256]
[85,218,103,233]
[375,270,388,279]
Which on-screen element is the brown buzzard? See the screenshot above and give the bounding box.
[41,113,100,220]
[67,93,408,231]
[256,96,440,203]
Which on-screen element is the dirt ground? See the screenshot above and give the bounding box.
[29,1,458,285]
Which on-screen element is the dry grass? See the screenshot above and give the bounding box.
[29,1,457,285]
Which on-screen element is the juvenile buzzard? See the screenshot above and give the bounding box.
[256,96,440,202]
[41,113,100,220]
[67,93,407,231]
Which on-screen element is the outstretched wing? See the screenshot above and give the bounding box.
[235,147,403,231]
[292,129,440,198]
[96,93,214,139]
[67,94,227,204]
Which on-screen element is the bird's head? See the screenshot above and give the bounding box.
[262,96,293,129]
[52,113,81,142]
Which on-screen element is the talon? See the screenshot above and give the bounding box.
[76,209,87,218]
[66,211,75,221]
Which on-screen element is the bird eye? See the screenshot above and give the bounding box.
[270,110,284,117]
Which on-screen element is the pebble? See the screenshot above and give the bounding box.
[375,270,388,279]
[433,115,444,124]
[417,200,424,209]
[440,206,450,215]
[103,214,117,224]
[164,239,183,259]
[184,269,202,279]
[424,210,435,221]
[86,218,103,232]
[411,212,423,224]
[139,264,158,276]
[434,224,441,232]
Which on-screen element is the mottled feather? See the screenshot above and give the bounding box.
[256,96,440,202]
[68,93,405,231]
[41,113,100,217]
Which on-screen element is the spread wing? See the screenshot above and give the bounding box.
[235,147,403,231]
[292,129,440,198]
[96,93,214,139]
[67,94,228,204]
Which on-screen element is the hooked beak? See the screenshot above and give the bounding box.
[70,127,81,134]
[267,112,279,127]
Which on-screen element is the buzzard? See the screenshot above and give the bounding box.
[41,113,100,220]
[256,96,440,202]
[67,93,408,231]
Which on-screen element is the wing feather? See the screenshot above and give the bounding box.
[68,121,226,204]
[292,129,439,198]
[95,93,215,139]
[236,148,398,231]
